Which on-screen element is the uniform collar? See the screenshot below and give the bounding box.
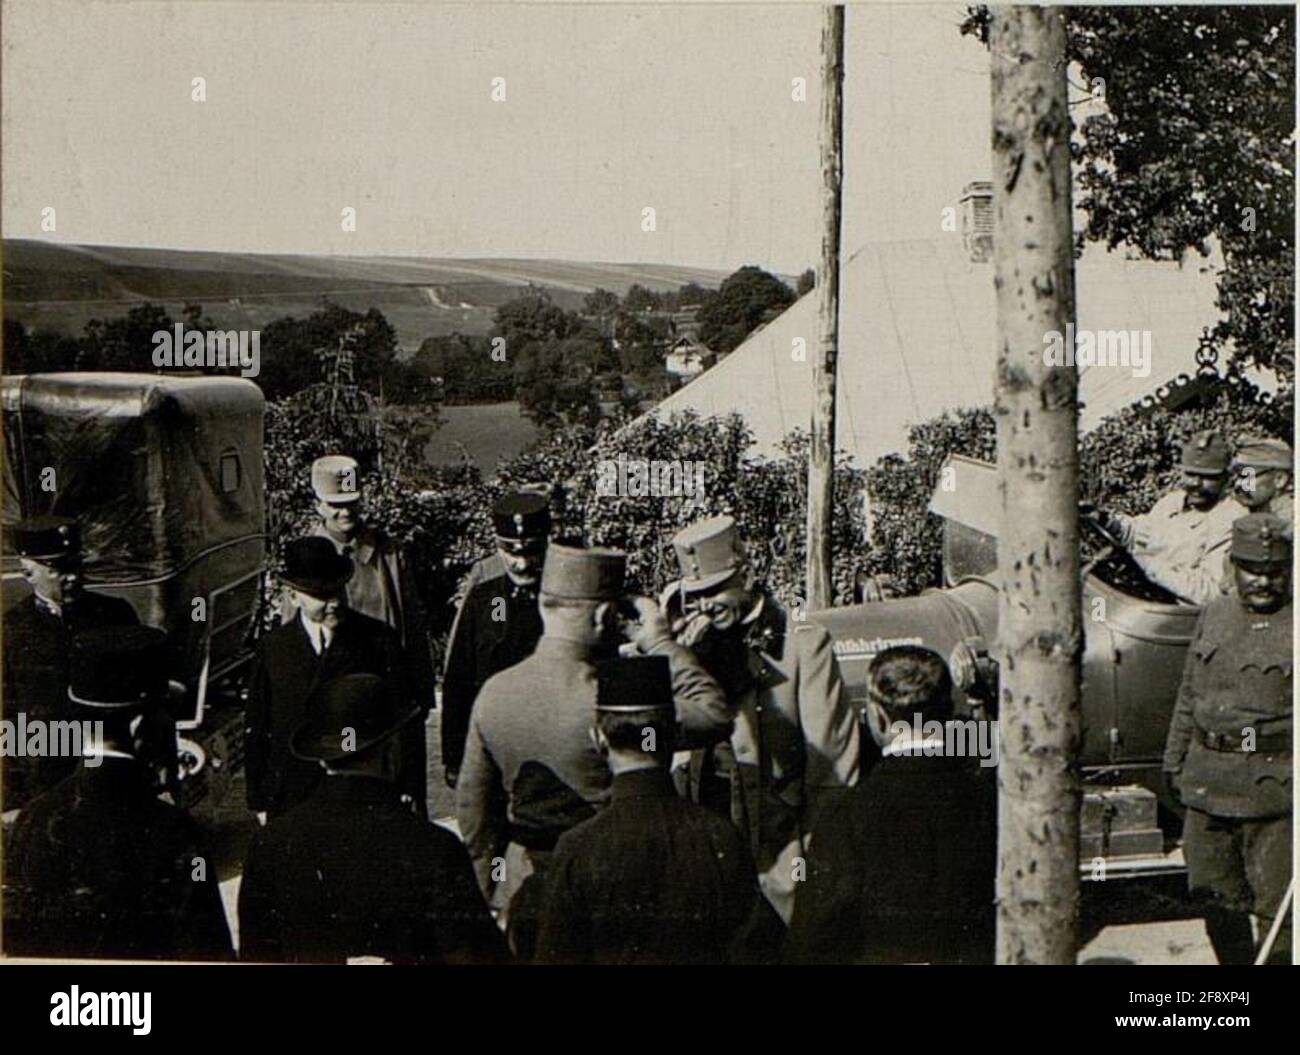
[611,766,675,801]
[33,592,63,618]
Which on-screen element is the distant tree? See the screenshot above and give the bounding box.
[796,268,816,296]
[696,265,796,353]
[582,288,621,317]
[623,284,663,313]
[514,335,619,428]
[414,332,513,404]
[493,286,575,351]
[78,302,175,372]
[676,281,713,307]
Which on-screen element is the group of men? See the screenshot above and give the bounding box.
[0,431,1293,965]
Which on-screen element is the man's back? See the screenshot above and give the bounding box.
[535,768,780,965]
[4,760,233,961]
[238,775,505,964]
[785,753,997,964]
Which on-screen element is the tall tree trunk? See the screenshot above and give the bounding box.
[989,5,1082,965]
[805,3,844,613]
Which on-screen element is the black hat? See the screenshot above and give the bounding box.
[289,673,421,763]
[282,537,354,598]
[492,492,551,546]
[594,655,674,713]
[9,515,80,561]
[67,626,169,709]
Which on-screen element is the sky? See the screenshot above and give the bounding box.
[2,2,992,273]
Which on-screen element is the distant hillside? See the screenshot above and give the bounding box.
[1,240,732,351]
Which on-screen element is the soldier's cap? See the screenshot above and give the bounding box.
[282,536,354,599]
[1233,436,1293,473]
[9,515,80,562]
[1229,512,1292,567]
[311,454,362,504]
[68,626,169,710]
[1179,431,1229,476]
[492,492,551,549]
[594,655,674,713]
[671,514,745,594]
[539,543,625,601]
[290,673,421,763]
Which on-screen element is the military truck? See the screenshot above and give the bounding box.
[2,372,266,806]
[811,454,1198,882]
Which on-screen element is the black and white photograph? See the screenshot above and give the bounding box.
[0,0,1294,1000]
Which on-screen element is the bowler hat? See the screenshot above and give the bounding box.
[671,515,745,593]
[1229,512,1291,567]
[282,536,354,598]
[68,626,169,709]
[1180,431,1229,476]
[312,455,362,503]
[9,515,80,561]
[595,655,674,713]
[539,543,625,601]
[289,673,421,763]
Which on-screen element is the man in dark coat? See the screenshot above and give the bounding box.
[238,672,506,965]
[784,645,997,965]
[1163,512,1292,965]
[2,516,138,813]
[4,626,233,961]
[440,491,550,788]
[244,537,417,820]
[535,656,780,965]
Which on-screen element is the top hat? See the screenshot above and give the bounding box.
[67,626,169,709]
[312,455,362,504]
[9,515,80,562]
[289,673,421,763]
[671,515,745,594]
[1233,436,1293,473]
[1229,512,1292,567]
[539,543,625,601]
[282,536,354,598]
[492,492,551,551]
[1179,431,1229,476]
[594,655,674,713]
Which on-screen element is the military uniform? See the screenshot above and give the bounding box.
[3,627,233,961]
[440,493,550,777]
[456,545,729,954]
[1163,514,1292,964]
[667,516,859,924]
[1112,431,1236,604]
[2,517,138,812]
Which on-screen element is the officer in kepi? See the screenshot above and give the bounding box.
[1229,436,1293,522]
[3,516,138,816]
[440,490,550,789]
[1163,512,1293,965]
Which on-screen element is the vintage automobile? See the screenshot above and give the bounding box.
[811,454,1201,880]
[2,372,266,805]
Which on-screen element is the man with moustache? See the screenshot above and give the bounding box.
[664,515,859,924]
[245,537,416,822]
[440,491,551,789]
[1163,513,1293,965]
[1089,430,1237,604]
[1228,436,1293,522]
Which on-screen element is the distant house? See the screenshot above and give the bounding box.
[670,305,702,338]
[664,335,716,381]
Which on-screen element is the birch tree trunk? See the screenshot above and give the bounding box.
[988,5,1082,966]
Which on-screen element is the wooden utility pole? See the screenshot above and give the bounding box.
[805,4,844,613]
[988,6,1082,965]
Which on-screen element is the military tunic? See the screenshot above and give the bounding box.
[1115,491,1238,604]
[534,767,782,965]
[440,554,543,774]
[1,590,138,811]
[1163,596,1292,963]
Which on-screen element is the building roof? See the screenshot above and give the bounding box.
[635,236,1223,471]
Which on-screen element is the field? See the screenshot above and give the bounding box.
[426,402,541,472]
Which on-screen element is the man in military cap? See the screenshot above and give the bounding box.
[440,490,551,789]
[1230,436,1293,522]
[246,537,418,820]
[535,655,781,965]
[1163,512,1293,964]
[1092,430,1237,604]
[664,514,859,924]
[239,673,506,965]
[4,626,233,961]
[785,646,997,964]
[456,542,729,955]
[2,516,138,814]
